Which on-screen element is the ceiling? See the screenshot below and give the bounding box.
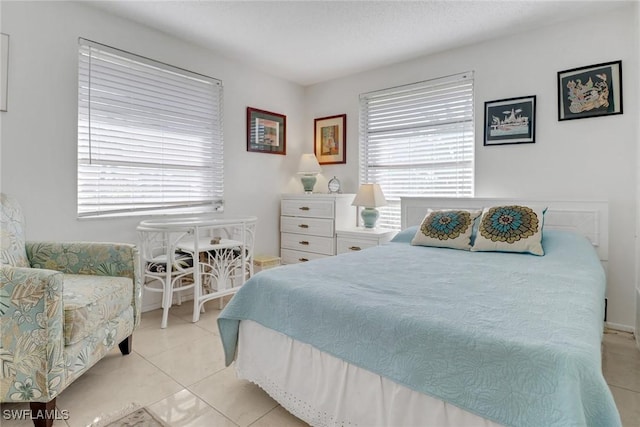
[86,0,628,86]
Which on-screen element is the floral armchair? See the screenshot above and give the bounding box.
[0,193,141,427]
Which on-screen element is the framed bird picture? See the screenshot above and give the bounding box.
[557,60,622,121]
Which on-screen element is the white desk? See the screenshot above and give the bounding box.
[137,214,257,326]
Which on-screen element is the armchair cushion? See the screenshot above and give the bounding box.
[27,241,141,327]
[63,274,133,345]
[0,193,29,267]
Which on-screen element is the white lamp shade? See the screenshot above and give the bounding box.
[297,153,322,174]
[352,184,387,208]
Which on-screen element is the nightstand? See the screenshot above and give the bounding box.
[336,227,397,255]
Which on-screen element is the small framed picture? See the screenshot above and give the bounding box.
[314,114,346,164]
[557,60,622,121]
[247,107,286,155]
[484,95,536,146]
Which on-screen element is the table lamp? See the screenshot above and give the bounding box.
[297,154,322,193]
[352,183,387,228]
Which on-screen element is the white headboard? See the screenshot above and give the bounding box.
[401,197,609,262]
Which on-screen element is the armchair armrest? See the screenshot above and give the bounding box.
[26,242,137,278]
[26,241,142,327]
[0,266,65,403]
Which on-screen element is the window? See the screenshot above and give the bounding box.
[359,72,474,229]
[78,39,224,217]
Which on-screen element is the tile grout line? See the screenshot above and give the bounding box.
[136,309,246,426]
[247,405,283,426]
[185,382,243,427]
[133,335,240,427]
[607,383,640,395]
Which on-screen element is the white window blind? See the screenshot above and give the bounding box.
[78,39,224,217]
[359,72,474,229]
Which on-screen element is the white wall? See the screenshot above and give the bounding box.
[305,4,639,330]
[0,1,306,257]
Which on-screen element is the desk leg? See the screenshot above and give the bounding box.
[161,268,172,329]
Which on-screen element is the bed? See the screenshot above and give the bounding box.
[217,197,621,427]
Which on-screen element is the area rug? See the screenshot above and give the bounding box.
[88,403,170,427]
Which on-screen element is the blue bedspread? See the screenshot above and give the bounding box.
[218,230,621,427]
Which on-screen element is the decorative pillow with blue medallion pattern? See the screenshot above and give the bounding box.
[471,205,547,255]
[411,209,482,250]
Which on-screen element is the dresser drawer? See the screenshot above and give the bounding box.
[280,249,329,264]
[280,216,334,237]
[281,232,335,256]
[337,237,379,254]
[281,199,335,219]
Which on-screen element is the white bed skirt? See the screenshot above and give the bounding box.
[237,320,503,427]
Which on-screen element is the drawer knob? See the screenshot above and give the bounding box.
[298,224,309,229]
[299,206,310,211]
[349,246,362,251]
[299,241,310,245]
[298,258,309,262]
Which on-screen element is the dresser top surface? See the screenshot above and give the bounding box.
[282,193,355,200]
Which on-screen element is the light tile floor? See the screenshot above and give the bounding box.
[2,302,639,426]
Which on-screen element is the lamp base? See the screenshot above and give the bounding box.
[360,207,379,228]
[300,175,317,194]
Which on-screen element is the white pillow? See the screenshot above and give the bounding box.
[471,205,546,255]
[411,209,482,250]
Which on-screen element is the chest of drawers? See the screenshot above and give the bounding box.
[280,194,355,264]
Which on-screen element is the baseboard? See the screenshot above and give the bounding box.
[636,287,640,350]
[141,290,195,313]
[142,302,162,313]
[605,321,635,333]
